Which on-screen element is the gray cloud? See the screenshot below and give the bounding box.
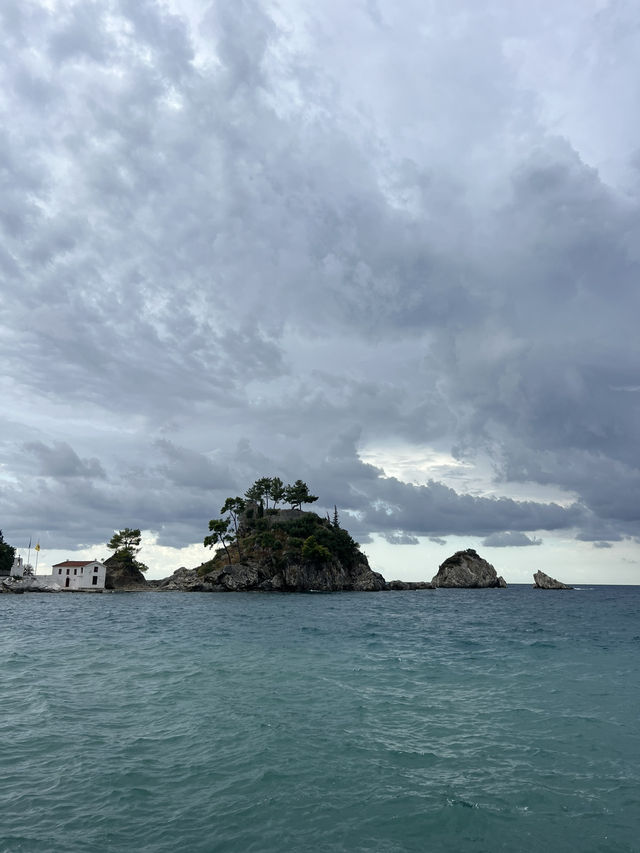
[383,532,420,545]
[24,442,106,480]
[482,532,543,548]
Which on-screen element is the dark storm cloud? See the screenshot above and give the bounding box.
[1,0,640,570]
[24,441,106,479]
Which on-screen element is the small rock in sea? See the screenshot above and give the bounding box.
[533,570,573,590]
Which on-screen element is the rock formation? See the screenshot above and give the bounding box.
[153,567,215,592]
[533,570,573,590]
[191,554,387,592]
[431,549,507,588]
[104,555,148,590]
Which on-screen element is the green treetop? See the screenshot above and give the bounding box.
[107,528,142,563]
[284,479,318,511]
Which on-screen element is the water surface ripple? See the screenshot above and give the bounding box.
[1,587,638,852]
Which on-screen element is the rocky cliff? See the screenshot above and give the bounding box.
[431,549,507,588]
[159,558,386,592]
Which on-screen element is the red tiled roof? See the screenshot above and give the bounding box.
[52,560,96,568]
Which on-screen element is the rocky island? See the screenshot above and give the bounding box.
[161,504,387,592]
[431,548,507,588]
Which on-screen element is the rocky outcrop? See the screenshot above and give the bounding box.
[104,555,148,590]
[386,580,434,590]
[431,549,507,588]
[1,576,61,593]
[153,567,217,592]
[533,570,573,590]
[188,557,388,593]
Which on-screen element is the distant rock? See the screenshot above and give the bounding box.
[386,580,434,590]
[431,549,507,588]
[533,571,573,590]
[104,555,148,590]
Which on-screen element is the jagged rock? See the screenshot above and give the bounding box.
[104,555,148,590]
[533,570,573,590]
[432,549,507,588]
[193,557,388,593]
[386,580,434,590]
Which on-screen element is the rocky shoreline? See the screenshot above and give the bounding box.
[2,550,576,594]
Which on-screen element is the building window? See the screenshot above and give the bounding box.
[81,567,83,574]
[74,569,77,575]
[92,576,98,585]
[67,569,70,575]
[58,569,62,575]
[94,567,98,573]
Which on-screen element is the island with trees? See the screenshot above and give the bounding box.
[104,527,149,589]
[157,477,400,592]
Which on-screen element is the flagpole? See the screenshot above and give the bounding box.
[35,542,40,575]
[27,537,32,572]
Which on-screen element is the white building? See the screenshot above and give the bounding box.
[0,554,26,578]
[11,555,25,577]
[51,560,106,591]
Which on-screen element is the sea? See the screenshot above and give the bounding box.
[1,586,639,853]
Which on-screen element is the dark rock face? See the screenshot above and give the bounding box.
[431,549,507,588]
[533,570,573,590]
[196,557,388,593]
[157,556,387,593]
[104,556,148,590]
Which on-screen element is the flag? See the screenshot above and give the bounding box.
[35,543,40,552]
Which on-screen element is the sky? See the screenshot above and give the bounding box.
[2,0,640,584]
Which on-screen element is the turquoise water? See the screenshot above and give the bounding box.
[1,587,639,852]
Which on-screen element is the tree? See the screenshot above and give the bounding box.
[268,476,285,508]
[220,496,245,559]
[332,505,340,528]
[245,480,266,509]
[256,477,274,509]
[107,528,142,561]
[204,518,235,564]
[284,480,318,511]
[0,530,15,576]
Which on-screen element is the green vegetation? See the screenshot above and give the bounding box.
[106,528,148,572]
[0,530,15,575]
[200,478,361,575]
[243,476,317,513]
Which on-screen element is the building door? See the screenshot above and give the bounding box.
[65,577,70,588]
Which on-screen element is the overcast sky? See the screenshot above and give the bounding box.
[2,0,640,583]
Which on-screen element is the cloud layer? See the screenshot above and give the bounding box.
[1,0,639,578]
